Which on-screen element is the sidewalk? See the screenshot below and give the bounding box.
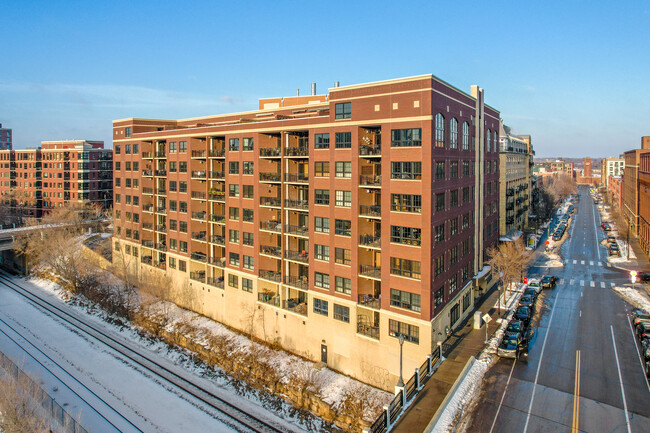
[392,287,507,433]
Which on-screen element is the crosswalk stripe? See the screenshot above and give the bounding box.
[580,280,585,286]
[590,281,595,287]
[581,260,585,265]
[570,279,575,285]
[573,260,577,264]
[601,282,606,288]
[590,261,594,266]
[598,262,603,266]
[560,278,565,284]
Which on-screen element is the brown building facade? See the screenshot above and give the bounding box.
[0,140,112,217]
[112,75,501,389]
[638,153,650,256]
[623,137,650,235]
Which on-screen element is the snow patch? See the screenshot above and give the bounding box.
[613,286,650,312]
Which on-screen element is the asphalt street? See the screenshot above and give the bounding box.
[465,185,650,433]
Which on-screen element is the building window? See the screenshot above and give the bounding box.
[449,274,458,292]
[435,287,444,307]
[434,114,445,147]
[389,320,419,344]
[242,137,254,151]
[314,244,330,261]
[391,161,422,180]
[450,190,459,207]
[179,260,187,272]
[436,193,445,212]
[462,122,470,150]
[462,161,470,177]
[229,252,240,266]
[335,102,351,119]
[179,141,187,152]
[450,246,458,265]
[243,232,254,246]
[229,184,240,197]
[315,217,329,233]
[390,257,421,280]
[242,278,253,292]
[243,185,254,198]
[229,138,239,151]
[450,303,460,326]
[315,161,329,177]
[390,289,421,312]
[335,190,351,207]
[243,208,254,222]
[315,189,330,205]
[315,272,330,289]
[434,255,445,276]
[315,133,330,149]
[229,207,239,220]
[313,298,328,316]
[391,128,422,147]
[335,161,352,178]
[334,248,351,265]
[125,127,131,137]
[115,145,121,154]
[179,181,187,193]
[450,161,459,178]
[169,142,177,153]
[391,194,422,213]
[243,161,254,175]
[179,221,187,233]
[243,255,254,270]
[335,132,352,149]
[463,292,471,312]
[333,304,350,323]
[228,274,239,288]
[435,161,445,180]
[450,118,458,149]
[229,229,239,243]
[391,226,422,246]
[450,218,459,236]
[179,161,187,173]
[335,219,351,236]
[463,187,470,203]
[335,276,351,295]
[169,219,177,231]
[179,241,187,253]
[229,161,239,174]
[435,224,445,244]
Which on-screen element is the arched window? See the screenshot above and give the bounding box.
[435,113,445,148]
[462,122,469,150]
[487,130,491,152]
[450,118,458,149]
[494,132,498,153]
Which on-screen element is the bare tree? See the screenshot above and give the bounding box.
[545,173,577,203]
[0,369,52,433]
[488,238,531,314]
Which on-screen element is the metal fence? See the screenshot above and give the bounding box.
[366,349,442,433]
[0,350,89,433]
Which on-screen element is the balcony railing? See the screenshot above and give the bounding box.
[358,294,381,310]
[155,151,166,158]
[209,149,225,157]
[192,211,206,221]
[192,232,207,241]
[284,173,309,183]
[142,187,154,195]
[155,243,167,251]
[191,252,207,262]
[209,171,225,179]
[285,224,309,237]
[258,292,280,307]
[260,245,281,257]
[259,147,281,157]
[359,205,381,218]
[209,257,226,267]
[260,221,282,232]
[284,147,308,157]
[207,277,224,289]
[260,196,282,207]
[190,271,206,283]
[210,235,225,246]
[284,276,309,290]
[209,192,225,202]
[285,250,309,263]
[156,207,167,214]
[209,214,225,223]
[359,234,381,248]
[142,240,154,248]
[360,175,382,187]
[141,256,153,265]
[142,170,153,177]
[155,170,166,177]
[359,265,381,279]
[260,172,281,182]
[155,261,167,270]
[156,188,166,195]
[282,299,308,315]
[258,269,282,283]
[191,150,207,158]
[359,144,382,157]
[142,152,154,159]
[284,199,309,210]
[357,322,380,339]
[156,225,167,233]
[191,171,207,179]
[191,191,207,200]
[142,204,154,212]
[142,223,154,231]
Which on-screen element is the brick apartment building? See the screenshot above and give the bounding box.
[601,157,624,187]
[0,140,113,217]
[0,123,12,150]
[549,159,574,175]
[623,136,650,235]
[638,153,650,256]
[111,75,500,388]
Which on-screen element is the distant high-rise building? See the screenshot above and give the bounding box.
[601,157,624,187]
[0,123,12,150]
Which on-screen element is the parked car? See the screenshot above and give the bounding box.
[600,221,609,229]
[637,322,650,339]
[603,224,612,232]
[505,320,527,338]
[541,276,557,289]
[609,245,621,256]
[606,235,617,244]
[637,273,650,282]
[519,294,536,310]
[632,309,650,325]
[497,334,528,359]
[514,306,532,325]
[524,287,539,299]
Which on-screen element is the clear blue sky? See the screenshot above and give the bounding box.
[1,0,648,157]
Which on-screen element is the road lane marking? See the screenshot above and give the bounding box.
[600,282,606,288]
[581,260,585,265]
[589,261,594,266]
[570,279,574,285]
[572,350,581,432]
[579,310,582,317]
[580,280,585,286]
[590,281,595,287]
[610,326,632,433]
[627,316,650,393]
[598,261,603,266]
[523,285,560,433]
[489,359,517,433]
[592,200,601,260]
[560,278,565,284]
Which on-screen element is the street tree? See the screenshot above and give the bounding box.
[488,238,531,314]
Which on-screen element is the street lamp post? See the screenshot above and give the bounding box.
[397,334,405,387]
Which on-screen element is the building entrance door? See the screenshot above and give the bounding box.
[321,344,327,363]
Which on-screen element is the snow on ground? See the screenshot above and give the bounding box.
[613,286,650,312]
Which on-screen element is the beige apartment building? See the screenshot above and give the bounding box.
[111,75,501,389]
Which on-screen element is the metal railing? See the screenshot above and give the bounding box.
[209,149,225,157]
[191,252,207,262]
[260,172,281,182]
[192,211,207,220]
[259,147,281,157]
[359,265,381,279]
[190,271,205,282]
[284,173,309,183]
[284,249,308,263]
[284,199,309,210]
[284,276,309,290]
[260,221,282,232]
[260,196,282,207]
[285,224,309,237]
[359,205,381,218]
[359,144,381,156]
[358,294,381,310]
[357,321,380,339]
[360,174,382,187]
[191,191,207,200]
[191,170,207,179]
[260,245,281,257]
[191,150,207,158]
[210,235,225,245]
[284,147,308,157]
[209,214,225,223]
[207,277,224,289]
[359,234,381,248]
[192,232,207,241]
[258,292,281,307]
[282,299,308,315]
[258,269,282,283]
[209,171,225,179]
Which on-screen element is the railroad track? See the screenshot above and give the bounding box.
[0,272,290,433]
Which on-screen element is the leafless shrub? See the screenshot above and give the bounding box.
[0,369,51,433]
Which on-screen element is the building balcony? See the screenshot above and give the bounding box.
[282,299,308,316]
[156,188,166,195]
[260,245,281,258]
[358,294,381,310]
[155,151,166,158]
[142,152,154,159]
[155,170,167,177]
[359,265,381,280]
[191,211,207,221]
[284,199,308,210]
[142,204,154,213]
[259,147,281,158]
[359,205,381,218]
[156,207,167,214]
[285,224,309,237]
[284,173,309,184]
[141,255,153,265]
[209,257,226,267]
[210,235,225,246]
[360,175,382,187]
[209,214,225,224]
[209,192,225,202]
[191,150,207,159]
[142,187,154,195]
[359,144,382,157]
[259,269,282,283]
[156,225,167,233]
[506,188,514,196]
[359,234,381,249]
[284,147,308,158]
[357,322,380,340]
[260,196,282,208]
[142,170,153,177]
[209,171,225,179]
[209,149,225,158]
[191,171,207,179]
[142,223,154,231]
[260,220,282,232]
[155,243,167,252]
[285,249,308,263]
[190,271,206,283]
[191,191,207,200]
[207,277,224,289]
[192,231,207,242]
[258,292,280,307]
[259,172,281,182]
[142,240,154,248]
[154,260,167,270]
[191,252,207,263]
[284,275,309,291]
